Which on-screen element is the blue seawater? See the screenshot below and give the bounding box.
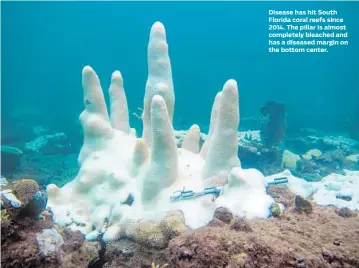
[2,1,359,147]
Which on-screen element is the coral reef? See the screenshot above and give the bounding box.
[268,169,359,211]
[236,130,283,175]
[285,131,359,154]
[46,21,274,242]
[2,15,358,268]
[24,132,72,154]
[278,130,359,182]
[292,147,359,182]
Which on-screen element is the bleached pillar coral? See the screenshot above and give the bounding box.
[201,80,241,185]
[142,22,175,146]
[108,70,131,134]
[182,124,201,154]
[141,95,178,203]
[216,167,274,218]
[200,92,222,159]
[46,21,274,243]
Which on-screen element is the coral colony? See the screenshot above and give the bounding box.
[46,21,275,242]
[45,21,359,243]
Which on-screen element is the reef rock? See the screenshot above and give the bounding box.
[294,195,313,214]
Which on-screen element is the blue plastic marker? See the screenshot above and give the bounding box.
[170,186,222,201]
[336,192,353,201]
[267,177,289,186]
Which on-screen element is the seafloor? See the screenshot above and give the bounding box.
[1,181,358,268]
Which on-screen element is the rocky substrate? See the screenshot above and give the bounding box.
[165,188,359,268]
[101,185,359,268]
[1,184,358,268]
[1,178,100,268]
[1,210,100,268]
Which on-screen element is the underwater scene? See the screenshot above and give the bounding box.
[1,1,359,267]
